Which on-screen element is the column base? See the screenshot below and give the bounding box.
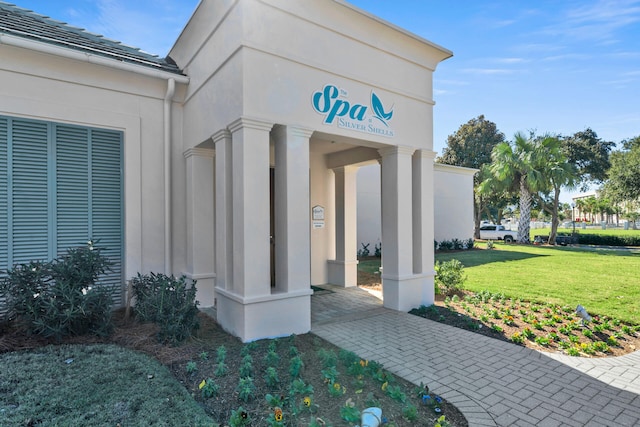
[382,272,435,311]
[327,259,359,287]
[183,272,216,309]
[215,287,312,342]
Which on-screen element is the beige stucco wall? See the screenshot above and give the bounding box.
[0,41,181,281]
[357,163,477,246]
[170,0,449,150]
[1,0,451,340]
[433,164,477,242]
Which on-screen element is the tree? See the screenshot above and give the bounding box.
[484,132,549,244]
[562,128,614,191]
[438,115,505,237]
[603,136,640,203]
[536,136,578,244]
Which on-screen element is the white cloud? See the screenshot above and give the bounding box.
[540,0,640,44]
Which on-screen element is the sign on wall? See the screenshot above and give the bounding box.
[312,84,395,138]
[312,205,325,229]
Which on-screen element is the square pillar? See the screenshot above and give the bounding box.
[272,125,313,294]
[228,118,272,297]
[328,165,359,287]
[214,119,311,342]
[213,130,233,292]
[379,146,428,311]
[183,148,216,307]
[413,150,437,306]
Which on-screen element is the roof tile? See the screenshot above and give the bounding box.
[0,2,184,75]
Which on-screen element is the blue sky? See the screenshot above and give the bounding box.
[13,0,640,158]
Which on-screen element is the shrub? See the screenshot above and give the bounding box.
[577,233,640,246]
[465,238,475,250]
[0,241,113,339]
[374,242,382,258]
[451,238,464,250]
[438,240,454,251]
[130,272,200,344]
[357,243,370,258]
[434,259,466,295]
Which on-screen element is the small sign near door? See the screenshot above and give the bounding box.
[312,205,325,228]
[312,205,325,220]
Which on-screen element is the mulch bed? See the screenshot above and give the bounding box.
[1,309,468,426]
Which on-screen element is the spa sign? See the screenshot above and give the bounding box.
[312,84,395,138]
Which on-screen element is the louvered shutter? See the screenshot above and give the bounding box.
[0,117,7,272]
[11,119,50,264]
[0,116,124,316]
[55,125,89,253]
[90,128,123,305]
[0,118,7,317]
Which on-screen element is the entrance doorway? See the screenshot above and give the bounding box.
[270,167,275,287]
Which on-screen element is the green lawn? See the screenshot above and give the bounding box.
[531,225,640,240]
[435,243,640,324]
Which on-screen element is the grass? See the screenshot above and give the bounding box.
[358,258,382,274]
[435,243,640,324]
[530,225,640,240]
[0,344,214,426]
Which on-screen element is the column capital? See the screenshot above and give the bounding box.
[378,145,416,159]
[183,147,215,159]
[272,124,314,140]
[228,116,273,134]
[332,164,360,174]
[414,149,437,160]
[211,129,231,144]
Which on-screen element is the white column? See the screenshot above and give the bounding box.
[272,125,313,293]
[183,148,216,307]
[328,165,359,287]
[380,146,428,311]
[228,118,272,297]
[214,118,313,342]
[380,146,414,277]
[413,150,437,305]
[213,130,232,292]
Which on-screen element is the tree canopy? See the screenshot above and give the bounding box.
[603,136,640,203]
[438,115,505,169]
[438,115,505,237]
[562,128,614,190]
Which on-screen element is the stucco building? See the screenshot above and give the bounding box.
[0,0,452,341]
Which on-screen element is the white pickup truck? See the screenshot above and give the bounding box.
[479,225,517,243]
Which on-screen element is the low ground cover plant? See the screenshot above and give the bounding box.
[411,290,640,357]
[0,343,214,426]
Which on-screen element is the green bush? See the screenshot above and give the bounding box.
[434,259,466,295]
[577,234,640,246]
[0,241,113,339]
[130,272,200,344]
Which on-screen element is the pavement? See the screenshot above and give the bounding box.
[310,285,640,427]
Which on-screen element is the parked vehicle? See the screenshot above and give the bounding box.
[479,225,517,243]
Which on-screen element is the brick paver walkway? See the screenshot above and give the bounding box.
[311,285,640,427]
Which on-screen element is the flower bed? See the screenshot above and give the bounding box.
[411,291,640,357]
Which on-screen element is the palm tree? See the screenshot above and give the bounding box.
[540,136,578,244]
[486,132,548,243]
